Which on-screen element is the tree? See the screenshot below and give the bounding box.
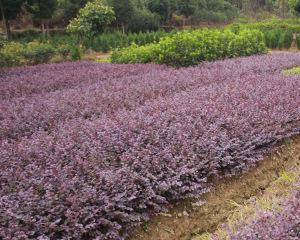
[0,0,24,39]
[295,0,300,14]
[289,0,300,16]
[26,0,58,36]
[127,8,160,32]
[148,0,177,23]
[177,0,198,17]
[109,0,134,33]
[55,0,89,26]
[277,0,288,17]
[67,0,115,41]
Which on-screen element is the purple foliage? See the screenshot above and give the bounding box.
[226,192,300,240]
[0,61,167,100]
[0,53,300,239]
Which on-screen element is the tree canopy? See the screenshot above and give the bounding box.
[0,0,25,38]
[67,0,115,38]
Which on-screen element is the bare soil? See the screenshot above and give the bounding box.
[129,136,300,240]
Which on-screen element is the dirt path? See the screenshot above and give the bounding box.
[129,136,300,240]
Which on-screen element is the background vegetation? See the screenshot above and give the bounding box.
[1,0,300,68]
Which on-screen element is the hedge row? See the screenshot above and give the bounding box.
[10,29,170,53]
[86,30,169,52]
[111,28,267,67]
[228,19,300,50]
[0,41,81,68]
[228,19,300,33]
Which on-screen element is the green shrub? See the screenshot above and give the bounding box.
[0,38,7,49]
[112,28,267,67]
[228,30,266,57]
[111,43,158,64]
[100,36,110,53]
[22,42,55,64]
[264,29,281,49]
[278,30,293,49]
[282,66,300,75]
[0,42,23,68]
[57,45,72,60]
[228,19,300,34]
[227,19,300,50]
[70,46,81,61]
[154,31,202,67]
[297,35,300,49]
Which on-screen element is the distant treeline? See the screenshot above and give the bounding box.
[1,0,299,39]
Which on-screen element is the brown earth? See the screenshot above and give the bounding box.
[129,136,300,240]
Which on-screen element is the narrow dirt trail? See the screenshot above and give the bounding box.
[129,136,300,240]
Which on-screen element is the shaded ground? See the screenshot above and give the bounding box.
[129,136,300,240]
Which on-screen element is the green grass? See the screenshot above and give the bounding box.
[282,67,300,75]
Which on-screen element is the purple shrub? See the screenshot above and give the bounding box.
[0,53,300,239]
[1,54,300,141]
[0,61,167,100]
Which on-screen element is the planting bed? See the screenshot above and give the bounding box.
[0,53,300,239]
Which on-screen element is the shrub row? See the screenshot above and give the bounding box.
[86,30,169,52]
[228,19,300,50]
[111,29,267,67]
[228,19,300,34]
[0,41,81,68]
[1,54,300,239]
[1,30,171,68]
[264,29,293,49]
[11,29,170,53]
[0,62,166,100]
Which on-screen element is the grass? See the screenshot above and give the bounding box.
[282,66,300,75]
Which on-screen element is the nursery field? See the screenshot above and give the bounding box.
[0,53,300,239]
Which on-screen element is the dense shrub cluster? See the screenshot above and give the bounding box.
[111,28,266,66]
[0,54,300,239]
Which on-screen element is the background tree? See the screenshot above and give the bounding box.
[0,0,24,39]
[55,0,89,26]
[108,0,134,33]
[67,0,115,42]
[148,0,177,23]
[26,0,58,36]
[288,0,300,17]
[294,0,300,15]
[277,0,289,17]
[177,0,198,17]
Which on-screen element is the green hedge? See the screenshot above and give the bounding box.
[111,43,158,64]
[228,19,300,34]
[228,19,298,50]
[11,29,170,53]
[0,41,78,68]
[112,28,267,67]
